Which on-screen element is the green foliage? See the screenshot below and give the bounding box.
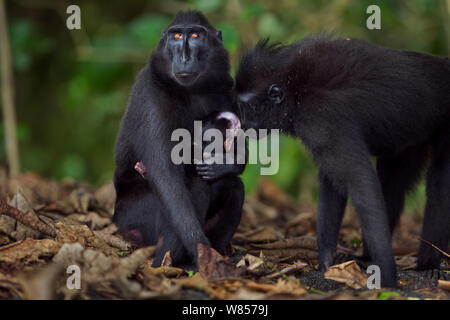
[127,15,172,48]
[216,22,240,53]
[189,0,224,13]
[257,13,286,39]
[2,0,447,209]
[57,154,86,181]
[240,3,265,21]
[10,19,52,71]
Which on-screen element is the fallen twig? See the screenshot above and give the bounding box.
[0,198,56,237]
[418,237,450,259]
[94,230,132,251]
[267,262,307,279]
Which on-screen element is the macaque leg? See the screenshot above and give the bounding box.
[204,177,244,254]
[360,145,428,259]
[418,131,450,271]
[317,174,348,271]
[320,144,397,287]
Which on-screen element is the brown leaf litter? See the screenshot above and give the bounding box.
[0,173,448,300]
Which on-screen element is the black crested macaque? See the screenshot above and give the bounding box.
[133,111,246,255]
[235,37,450,287]
[194,111,246,254]
[113,11,245,268]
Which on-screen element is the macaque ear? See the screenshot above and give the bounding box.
[216,112,241,132]
[216,30,222,41]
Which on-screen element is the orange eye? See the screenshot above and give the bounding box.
[190,32,199,39]
[174,33,182,40]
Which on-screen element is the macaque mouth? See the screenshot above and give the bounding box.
[175,72,198,78]
[237,92,256,104]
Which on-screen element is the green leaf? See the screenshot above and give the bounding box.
[377,291,400,300]
[116,250,130,257]
[350,237,362,245]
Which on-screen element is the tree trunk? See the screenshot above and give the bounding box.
[0,0,20,177]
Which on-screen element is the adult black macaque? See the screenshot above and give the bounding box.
[235,37,450,287]
[113,11,245,268]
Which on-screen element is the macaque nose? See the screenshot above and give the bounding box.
[180,54,190,64]
[180,40,191,64]
[238,93,255,103]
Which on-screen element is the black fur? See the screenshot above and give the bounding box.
[196,111,245,253]
[235,36,450,287]
[113,11,245,267]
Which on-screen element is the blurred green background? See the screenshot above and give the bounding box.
[1,0,449,212]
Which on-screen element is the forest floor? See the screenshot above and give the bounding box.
[0,173,448,300]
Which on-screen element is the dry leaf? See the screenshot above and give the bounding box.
[236,278,307,299]
[0,238,61,265]
[197,243,246,279]
[93,230,131,251]
[173,273,243,299]
[286,212,315,235]
[20,263,65,300]
[236,254,264,270]
[0,214,15,236]
[0,234,11,246]
[94,181,115,214]
[250,236,317,250]
[141,266,186,277]
[258,178,291,208]
[69,189,95,213]
[415,287,449,300]
[234,227,280,243]
[324,260,369,289]
[8,191,42,240]
[67,212,110,230]
[246,236,319,263]
[51,243,157,299]
[54,221,115,256]
[395,255,417,271]
[0,273,23,299]
[161,250,172,266]
[438,280,450,291]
